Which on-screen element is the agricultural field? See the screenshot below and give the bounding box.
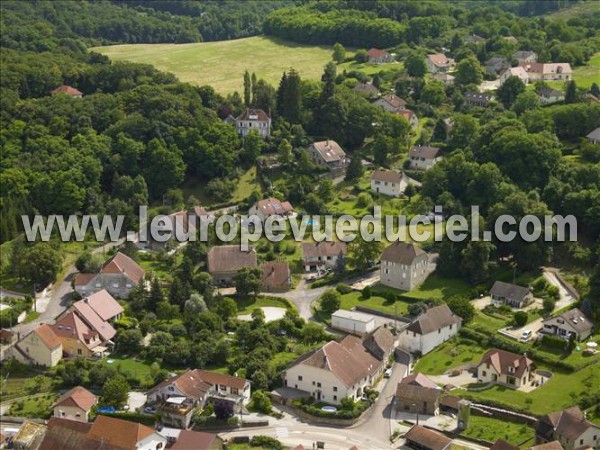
[93,36,337,94]
[547,53,600,90]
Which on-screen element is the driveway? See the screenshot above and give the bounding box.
[265,279,329,320]
[127,391,147,412]
[543,270,576,310]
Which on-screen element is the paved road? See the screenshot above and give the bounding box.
[221,361,407,449]
[11,239,125,336]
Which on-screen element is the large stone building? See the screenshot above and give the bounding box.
[398,304,462,355]
[380,242,430,291]
[235,108,271,138]
[207,245,257,285]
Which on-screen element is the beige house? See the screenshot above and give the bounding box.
[476,348,536,389]
[541,308,594,341]
[235,108,271,138]
[302,241,347,272]
[283,330,393,405]
[373,94,407,113]
[52,386,98,422]
[519,62,572,81]
[207,245,257,285]
[426,53,454,73]
[395,373,442,415]
[499,66,530,85]
[9,324,62,367]
[52,311,114,358]
[380,242,430,291]
[409,146,442,171]
[308,140,347,173]
[536,406,600,450]
[249,197,294,221]
[370,170,409,197]
[74,252,145,299]
[398,304,462,355]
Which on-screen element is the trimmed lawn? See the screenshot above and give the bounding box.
[466,311,508,334]
[339,289,412,316]
[463,415,534,446]
[413,339,487,375]
[457,363,600,415]
[402,274,471,301]
[232,167,262,203]
[546,53,600,90]
[236,295,294,315]
[338,60,404,76]
[9,393,58,419]
[102,357,154,387]
[93,36,336,94]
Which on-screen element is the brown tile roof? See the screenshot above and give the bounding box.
[148,369,212,400]
[80,289,124,321]
[53,386,98,411]
[291,335,383,388]
[52,312,102,350]
[379,94,406,109]
[47,417,93,434]
[310,140,346,163]
[100,252,145,284]
[478,348,535,378]
[33,324,61,349]
[404,425,451,450]
[207,245,257,274]
[170,430,220,450]
[491,439,520,450]
[51,85,83,96]
[406,304,462,335]
[371,170,404,183]
[255,197,294,216]
[72,300,116,341]
[42,418,121,450]
[381,242,427,265]
[397,109,417,122]
[87,415,160,450]
[427,53,451,67]
[261,262,291,291]
[410,145,441,160]
[195,369,248,390]
[520,62,572,75]
[395,383,441,404]
[302,241,347,259]
[439,395,460,410]
[362,326,395,360]
[73,272,96,286]
[544,406,594,441]
[400,372,438,389]
[529,442,564,450]
[236,108,270,122]
[367,48,389,58]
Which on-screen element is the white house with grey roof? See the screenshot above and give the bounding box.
[409,146,442,171]
[398,304,462,355]
[541,308,594,341]
[490,281,533,309]
[586,127,600,144]
[370,170,409,197]
[331,309,377,336]
[380,242,430,291]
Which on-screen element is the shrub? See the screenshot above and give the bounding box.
[541,334,567,351]
[361,286,372,299]
[336,283,352,295]
[542,297,556,313]
[356,192,372,208]
[251,391,273,415]
[513,311,528,327]
[250,435,284,449]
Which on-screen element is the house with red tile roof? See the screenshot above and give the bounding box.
[87,415,167,450]
[261,262,291,292]
[52,386,98,422]
[235,108,271,138]
[51,85,83,98]
[249,197,294,221]
[476,348,536,389]
[77,289,124,322]
[51,311,111,358]
[8,323,62,367]
[373,94,407,113]
[426,53,454,73]
[74,252,144,299]
[367,48,394,64]
[282,330,393,405]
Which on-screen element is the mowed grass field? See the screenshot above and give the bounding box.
[547,53,600,90]
[93,36,336,93]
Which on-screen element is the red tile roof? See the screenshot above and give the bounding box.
[261,262,291,291]
[53,386,98,411]
[207,245,257,274]
[400,372,439,389]
[427,53,451,67]
[195,369,248,390]
[148,369,212,400]
[255,197,294,216]
[73,273,96,286]
[72,300,116,341]
[367,48,389,58]
[379,94,406,109]
[371,170,404,183]
[236,108,270,122]
[478,348,535,378]
[87,415,159,450]
[170,430,220,450]
[100,252,145,284]
[51,85,83,96]
[33,324,61,349]
[405,425,452,450]
[52,312,101,350]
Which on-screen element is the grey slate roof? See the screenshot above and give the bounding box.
[490,281,530,302]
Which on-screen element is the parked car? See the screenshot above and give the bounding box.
[143,406,156,414]
[520,330,532,341]
[384,368,393,378]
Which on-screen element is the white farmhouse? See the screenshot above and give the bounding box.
[302,241,347,272]
[380,242,430,291]
[331,309,377,336]
[235,108,271,138]
[398,304,462,355]
[52,386,97,422]
[409,146,442,171]
[370,170,409,197]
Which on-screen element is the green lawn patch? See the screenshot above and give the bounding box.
[546,53,600,90]
[102,357,154,387]
[93,36,336,94]
[236,295,293,315]
[466,311,508,335]
[339,287,411,316]
[463,415,534,446]
[232,167,262,203]
[9,393,58,419]
[413,339,487,375]
[402,274,471,301]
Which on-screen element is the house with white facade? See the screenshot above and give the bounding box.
[331,309,377,336]
[283,330,393,405]
[519,62,572,82]
[499,66,530,86]
[370,170,409,197]
[373,94,407,113]
[380,242,430,291]
[367,48,394,64]
[398,304,462,355]
[536,406,600,450]
[476,348,536,389]
[541,308,594,341]
[52,386,97,422]
[538,88,565,105]
[409,146,442,171]
[249,197,294,221]
[8,324,62,367]
[302,241,347,272]
[490,281,533,308]
[235,108,271,138]
[586,127,600,144]
[308,140,348,173]
[88,415,167,450]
